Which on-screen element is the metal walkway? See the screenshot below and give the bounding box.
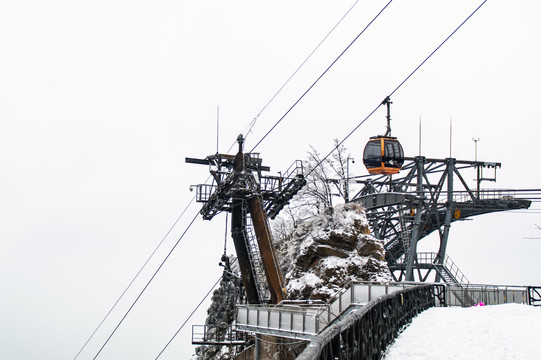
[194,281,540,345]
[234,281,540,342]
[236,282,420,340]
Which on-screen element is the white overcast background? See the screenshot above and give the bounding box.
[1,1,540,359]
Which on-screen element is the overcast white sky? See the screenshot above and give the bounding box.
[1,0,540,359]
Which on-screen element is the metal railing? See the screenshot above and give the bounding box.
[419,252,470,284]
[192,324,247,345]
[236,282,435,340]
[450,189,517,203]
[440,254,470,284]
[237,302,323,340]
[283,159,304,179]
[445,284,534,307]
[236,281,541,358]
[315,282,423,329]
[296,284,441,360]
[394,252,470,285]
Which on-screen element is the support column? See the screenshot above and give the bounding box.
[231,199,260,304]
[435,158,455,282]
[405,156,424,281]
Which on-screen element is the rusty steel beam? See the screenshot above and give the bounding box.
[248,196,286,304]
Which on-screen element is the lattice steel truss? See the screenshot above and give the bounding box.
[350,156,532,282]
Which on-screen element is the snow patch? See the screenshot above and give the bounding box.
[287,272,323,292]
[384,304,541,359]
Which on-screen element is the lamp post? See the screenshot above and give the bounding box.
[346,156,355,202]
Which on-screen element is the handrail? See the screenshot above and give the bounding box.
[403,252,471,285]
[191,324,247,345]
[236,282,431,340]
[283,159,304,179]
[236,281,540,343]
[296,284,441,360]
[446,284,533,307]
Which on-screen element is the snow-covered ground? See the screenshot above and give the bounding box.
[384,304,541,359]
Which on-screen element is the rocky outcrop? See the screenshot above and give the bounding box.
[195,202,392,359]
[282,202,391,302]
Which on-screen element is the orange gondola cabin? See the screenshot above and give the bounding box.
[363,135,404,175]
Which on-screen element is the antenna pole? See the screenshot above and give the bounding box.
[449,118,453,157]
[473,137,480,162]
[216,105,220,154]
[418,115,422,156]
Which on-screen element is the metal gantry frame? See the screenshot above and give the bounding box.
[350,156,532,282]
[186,135,306,304]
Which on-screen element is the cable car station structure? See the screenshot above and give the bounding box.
[354,97,533,284]
[351,156,532,283]
[187,129,535,353]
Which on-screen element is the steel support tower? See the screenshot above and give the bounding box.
[350,156,531,283]
[186,135,306,304]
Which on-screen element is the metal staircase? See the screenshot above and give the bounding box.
[400,252,477,306]
[242,204,271,302]
[399,209,412,259]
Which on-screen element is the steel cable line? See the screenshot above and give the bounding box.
[242,0,361,141]
[306,0,488,178]
[89,1,489,356]
[387,0,488,99]
[154,276,223,359]
[81,145,228,356]
[92,211,200,359]
[249,0,394,153]
[82,11,342,350]
[73,195,196,359]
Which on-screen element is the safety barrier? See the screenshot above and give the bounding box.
[446,284,536,307]
[192,324,247,345]
[235,282,540,358]
[236,282,432,340]
[296,284,442,360]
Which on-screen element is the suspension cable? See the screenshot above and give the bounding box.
[73,196,196,359]
[154,276,223,359]
[242,0,362,141]
[306,0,489,178]
[92,211,200,359]
[249,0,394,153]
[388,0,488,98]
[85,1,488,356]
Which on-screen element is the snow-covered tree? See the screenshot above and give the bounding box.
[193,258,247,360]
[273,139,354,250]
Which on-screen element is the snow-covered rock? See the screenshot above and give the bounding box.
[281,202,392,302]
